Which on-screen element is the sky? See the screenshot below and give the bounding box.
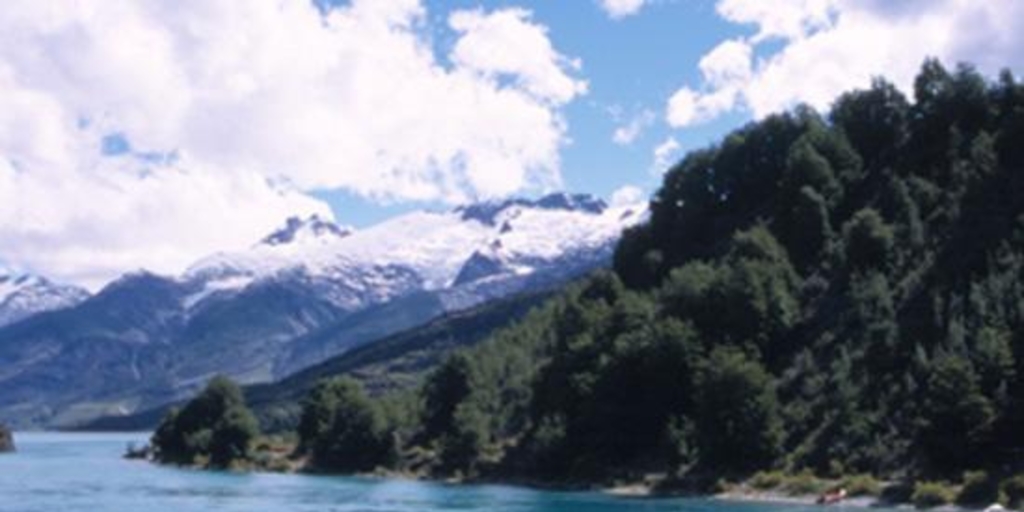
[1,0,1023,289]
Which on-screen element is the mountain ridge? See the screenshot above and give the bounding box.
[0,192,645,428]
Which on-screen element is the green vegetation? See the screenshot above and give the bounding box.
[159,60,1024,503]
[956,471,1001,507]
[749,470,880,498]
[1002,475,1024,509]
[152,376,259,468]
[296,377,395,472]
[912,481,957,508]
[840,474,883,497]
[749,470,786,490]
[780,470,829,496]
[244,293,545,432]
[391,60,1024,488]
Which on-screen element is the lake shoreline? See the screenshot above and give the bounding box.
[319,469,1014,512]
[137,435,1011,512]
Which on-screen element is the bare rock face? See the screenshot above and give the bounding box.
[0,425,13,452]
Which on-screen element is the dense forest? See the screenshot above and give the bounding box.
[155,60,1024,505]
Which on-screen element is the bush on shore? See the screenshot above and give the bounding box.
[1001,475,1024,509]
[747,470,834,496]
[838,474,882,497]
[956,471,1001,507]
[912,481,956,509]
[749,470,786,490]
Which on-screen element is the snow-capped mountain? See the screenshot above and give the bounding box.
[181,192,644,312]
[0,272,90,327]
[0,192,646,428]
[260,214,352,246]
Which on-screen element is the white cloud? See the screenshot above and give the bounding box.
[716,0,836,41]
[599,0,648,19]
[450,8,588,105]
[0,0,586,288]
[610,185,646,207]
[667,0,1024,127]
[652,137,681,173]
[613,109,656,145]
[700,38,754,88]
[0,156,329,289]
[667,39,752,127]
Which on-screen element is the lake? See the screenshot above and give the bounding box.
[0,432,845,512]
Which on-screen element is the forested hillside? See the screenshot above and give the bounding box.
[399,59,1024,482]
[158,60,1024,500]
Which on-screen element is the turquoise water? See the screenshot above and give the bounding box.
[0,433,837,512]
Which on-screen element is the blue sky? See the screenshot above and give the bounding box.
[322,0,754,226]
[1,0,1022,287]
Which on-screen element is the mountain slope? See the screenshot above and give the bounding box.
[80,291,548,432]
[0,193,644,428]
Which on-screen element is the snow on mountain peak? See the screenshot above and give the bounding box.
[179,191,646,312]
[0,271,90,327]
[260,214,352,247]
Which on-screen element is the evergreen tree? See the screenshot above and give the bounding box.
[843,208,894,271]
[309,378,393,472]
[695,348,783,474]
[152,376,257,468]
[420,353,474,444]
[297,378,349,453]
[918,356,994,474]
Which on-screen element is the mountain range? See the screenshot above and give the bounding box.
[0,193,644,428]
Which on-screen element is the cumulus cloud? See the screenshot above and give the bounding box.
[610,185,646,208]
[667,0,1024,127]
[667,38,752,127]
[613,109,656,146]
[0,0,586,288]
[450,8,587,105]
[652,137,681,173]
[716,0,836,41]
[599,0,648,19]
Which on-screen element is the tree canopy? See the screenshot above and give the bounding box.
[152,376,258,468]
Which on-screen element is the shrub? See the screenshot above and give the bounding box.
[957,471,1000,506]
[840,474,883,497]
[783,470,828,496]
[912,481,956,509]
[712,478,734,494]
[750,470,786,490]
[1001,474,1024,509]
[880,481,914,504]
